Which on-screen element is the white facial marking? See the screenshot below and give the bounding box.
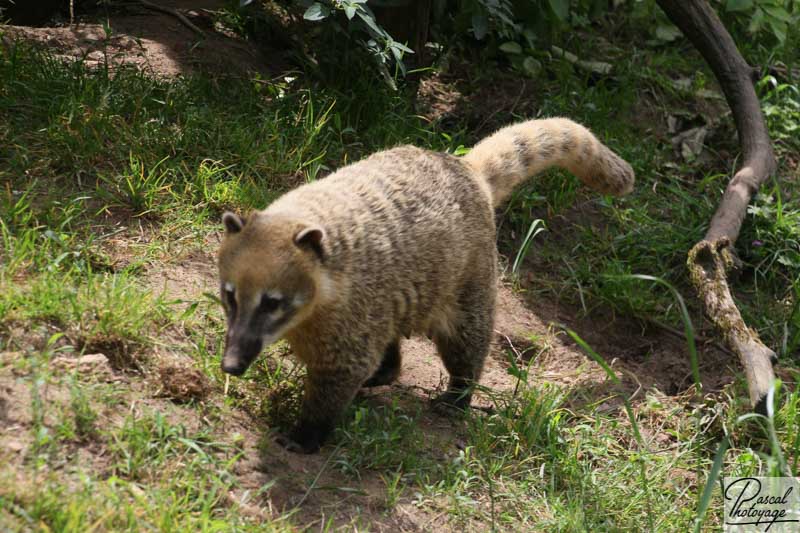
[266,290,283,300]
[316,272,336,302]
[224,282,234,292]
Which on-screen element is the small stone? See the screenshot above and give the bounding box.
[52,353,113,379]
[77,353,110,368]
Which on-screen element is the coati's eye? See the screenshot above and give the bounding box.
[258,294,282,314]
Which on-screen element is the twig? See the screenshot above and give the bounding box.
[138,0,205,36]
[619,368,643,402]
[645,317,735,357]
[500,333,523,361]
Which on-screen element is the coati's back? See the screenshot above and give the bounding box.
[265,146,497,344]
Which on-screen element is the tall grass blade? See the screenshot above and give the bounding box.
[564,327,643,445]
[693,435,729,533]
[512,219,545,277]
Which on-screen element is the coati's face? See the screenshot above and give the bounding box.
[217,211,326,376]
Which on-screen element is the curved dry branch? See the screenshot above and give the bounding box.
[138,0,206,36]
[655,0,777,411]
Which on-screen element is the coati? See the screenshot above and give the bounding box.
[217,118,634,453]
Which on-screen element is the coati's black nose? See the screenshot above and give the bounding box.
[221,337,263,376]
[221,360,247,376]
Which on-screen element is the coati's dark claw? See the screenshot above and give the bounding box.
[431,389,472,413]
[275,432,320,454]
[275,421,332,454]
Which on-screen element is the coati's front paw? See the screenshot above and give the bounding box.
[431,390,472,413]
[275,433,319,454]
[274,422,331,454]
[362,367,400,388]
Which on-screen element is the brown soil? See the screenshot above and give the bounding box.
[0,0,279,77]
[415,69,539,140]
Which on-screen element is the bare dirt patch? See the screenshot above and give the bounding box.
[144,245,218,302]
[1,0,279,78]
[415,68,538,138]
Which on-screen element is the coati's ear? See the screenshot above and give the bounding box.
[294,225,325,260]
[222,211,245,234]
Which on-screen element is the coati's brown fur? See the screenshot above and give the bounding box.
[217,118,634,453]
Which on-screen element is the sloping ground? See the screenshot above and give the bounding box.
[0,241,725,529]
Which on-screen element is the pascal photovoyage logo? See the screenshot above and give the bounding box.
[723,477,800,532]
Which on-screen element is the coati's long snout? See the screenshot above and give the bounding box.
[221,327,263,376]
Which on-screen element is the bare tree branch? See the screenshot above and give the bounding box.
[656,0,777,411]
[138,0,205,36]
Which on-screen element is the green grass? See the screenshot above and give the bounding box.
[4,413,257,531]
[0,16,799,532]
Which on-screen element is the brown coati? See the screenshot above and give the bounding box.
[217,118,634,453]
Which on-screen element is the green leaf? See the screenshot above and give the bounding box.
[548,0,569,22]
[693,436,729,533]
[390,41,414,54]
[522,28,537,50]
[471,12,489,40]
[357,10,384,37]
[655,24,681,42]
[626,275,701,393]
[521,56,542,77]
[303,2,330,21]
[499,41,523,55]
[763,5,792,23]
[748,7,765,34]
[344,4,356,19]
[726,0,753,12]
[767,18,787,43]
[512,219,545,275]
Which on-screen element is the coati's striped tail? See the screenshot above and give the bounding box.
[463,118,635,207]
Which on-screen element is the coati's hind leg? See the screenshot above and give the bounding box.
[432,282,495,410]
[362,340,401,387]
